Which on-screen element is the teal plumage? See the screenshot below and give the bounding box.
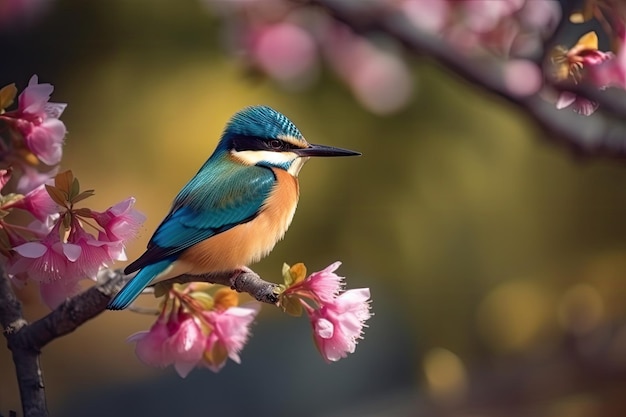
[108,105,359,310]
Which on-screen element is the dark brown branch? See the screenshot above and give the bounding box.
[1,265,279,417]
[0,269,48,417]
[309,0,626,158]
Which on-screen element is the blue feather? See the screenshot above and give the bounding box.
[107,258,173,310]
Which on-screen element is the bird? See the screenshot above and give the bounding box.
[107,105,360,310]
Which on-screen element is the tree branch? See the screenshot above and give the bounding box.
[0,265,280,417]
[308,0,626,158]
[0,270,48,417]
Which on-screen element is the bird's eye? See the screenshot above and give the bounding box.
[268,139,283,150]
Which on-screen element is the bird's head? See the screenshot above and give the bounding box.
[218,106,360,176]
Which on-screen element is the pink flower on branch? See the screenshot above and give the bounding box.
[5,171,145,308]
[308,288,372,362]
[3,75,67,166]
[127,285,260,376]
[279,262,372,362]
[128,316,174,369]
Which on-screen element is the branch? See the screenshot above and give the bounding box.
[308,0,626,158]
[0,269,47,417]
[0,265,279,417]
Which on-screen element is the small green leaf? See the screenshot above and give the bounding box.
[190,291,214,310]
[72,189,95,204]
[280,294,303,317]
[45,184,68,206]
[69,177,80,200]
[282,262,292,286]
[0,83,17,112]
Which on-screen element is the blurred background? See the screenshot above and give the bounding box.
[3,0,626,416]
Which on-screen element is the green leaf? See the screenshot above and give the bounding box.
[190,291,214,310]
[45,184,68,206]
[72,189,95,204]
[0,83,17,113]
[282,262,292,286]
[280,294,303,317]
[69,177,80,200]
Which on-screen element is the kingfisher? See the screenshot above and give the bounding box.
[107,105,360,310]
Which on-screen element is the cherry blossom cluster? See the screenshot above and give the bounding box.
[128,283,261,377]
[0,77,145,308]
[129,263,372,374]
[279,262,372,362]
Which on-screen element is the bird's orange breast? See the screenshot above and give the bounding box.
[178,168,300,274]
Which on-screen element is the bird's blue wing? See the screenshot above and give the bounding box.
[124,159,276,274]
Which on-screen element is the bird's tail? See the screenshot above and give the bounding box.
[107,259,172,310]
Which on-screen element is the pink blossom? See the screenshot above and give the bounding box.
[4,75,66,165]
[325,26,413,114]
[6,184,59,221]
[589,27,626,89]
[308,288,371,362]
[128,317,174,369]
[249,22,318,86]
[202,303,261,372]
[128,312,207,378]
[503,59,542,97]
[10,222,81,283]
[92,197,145,242]
[0,169,11,189]
[556,91,598,116]
[90,197,145,262]
[285,261,344,303]
[68,226,115,279]
[402,0,449,33]
[16,164,59,194]
[459,0,525,33]
[166,313,206,378]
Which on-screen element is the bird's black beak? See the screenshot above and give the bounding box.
[293,143,361,157]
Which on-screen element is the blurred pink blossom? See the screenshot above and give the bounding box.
[402,0,449,33]
[556,91,598,116]
[325,26,413,114]
[503,59,542,97]
[249,22,318,87]
[589,28,626,89]
[16,164,59,194]
[6,184,59,221]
